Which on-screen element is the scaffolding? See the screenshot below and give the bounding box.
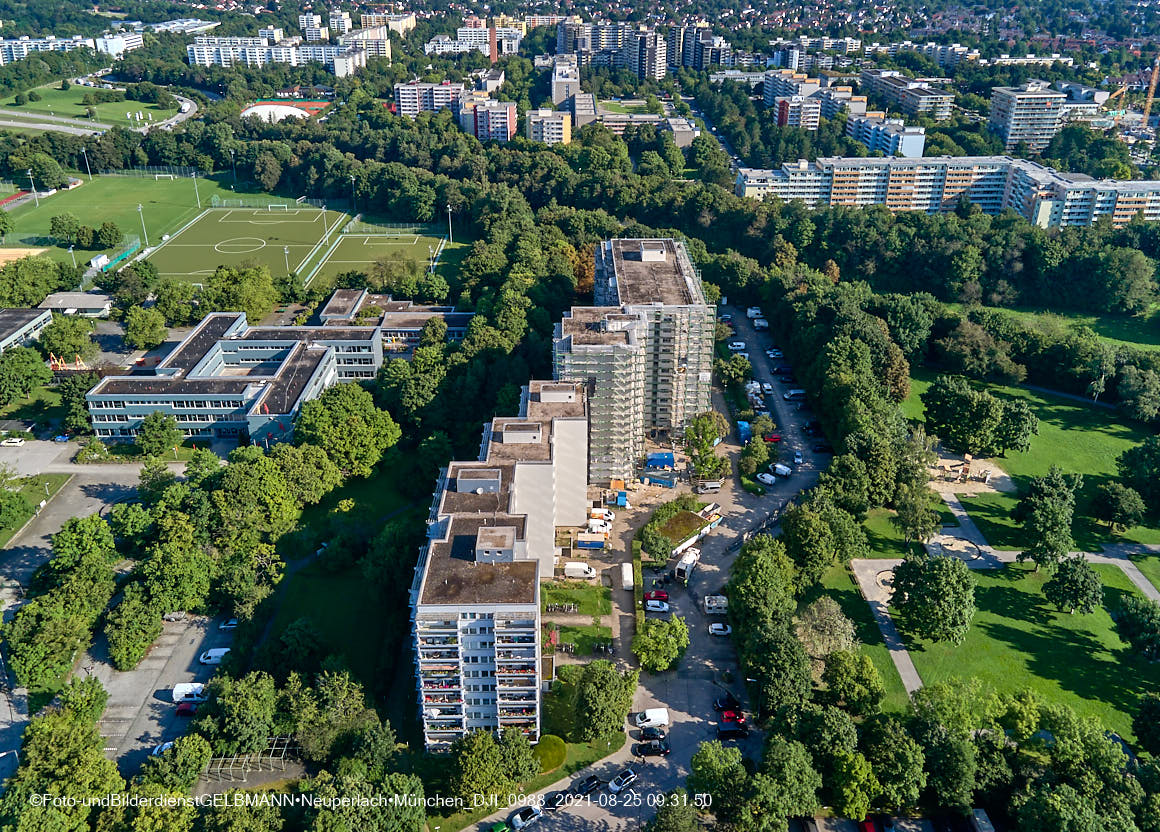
[201,736,299,782]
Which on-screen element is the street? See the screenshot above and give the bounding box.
[471,304,821,830]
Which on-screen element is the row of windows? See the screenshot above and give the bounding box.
[465,684,497,692]
[91,399,245,409]
[463,669,495,678]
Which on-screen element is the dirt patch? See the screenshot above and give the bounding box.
[0,247,47,264]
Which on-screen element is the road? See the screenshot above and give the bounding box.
[0,91,195,136]
[683,96,742,170]
[0,440,187,477]
[0,118,101,136]
[471,304,822,830]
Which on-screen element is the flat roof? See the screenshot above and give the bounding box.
[558,307,638,345]
[525,380,587,420]
[486,418,552,462]
[421,515,536,605]
[160,313,243,372]
[608,238,700,306]
[319,288,364,319]
[91,377,252,396]
[0,308,48,341]
[38,292,111,309]
[257,344,328,414]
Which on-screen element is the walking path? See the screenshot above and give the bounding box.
[850,493,1160,697]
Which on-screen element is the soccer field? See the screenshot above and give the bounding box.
[148,207,345,282]
[306,232,445,287]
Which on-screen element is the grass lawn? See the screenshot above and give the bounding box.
[1,83,178,125]
[905,368,1160,551]
[541,581,612,615]
[1132,553,1160,593]
[657,510,708,546]
[862,502,958,559]
[304,230,444,289]
[0,384,64,431]
[945,303,1160,353]
[0,473,70,548]
[88,438,211,463]
[904,562,1160,740]
[549,623,613,655]
[599,100,648,114]
[799,564,910,714]
[4,174,258,264]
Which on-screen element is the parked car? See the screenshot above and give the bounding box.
[717,723,750,740]
[772,365,793,375]
[761,382,774,394]
[709,623,732,636]
[762,433,781,443]
[640,726,667,741]
[756,473,776,486]
[634,740,671,757]
[644,599,670,613]
[151,742,174,756]
[52,434,70,443]
[573,775,603,795]
[609,768,637,793]
[198,648,230,665]
[542,791,567,812]
[793,450,804,465]
[488,823,510,832]
[737,352,749,360]
[858,821,875,832]
[727,341,746,351]
[768,349,783,358]
[643,590,669,602]
[714,693,741,711]
[0,437,25,447]
[218,618,239,630]
[175,702,198,717]
[509,805,542,829]
[720,314,732,323]
[635,708,670,728]
[720,710,747,725]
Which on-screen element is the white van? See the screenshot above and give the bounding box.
[635,708,670,729]
[783,389,806,401]
[620,562,634,591]
[198,648,231,665]
[172,682,207,703]
[564,561,597,579]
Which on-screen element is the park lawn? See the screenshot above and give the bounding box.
[541,581,612,615]
[862,502,958,559]
[904,562,1160,741]
[0,384,64,430]
[1,83,178,125]
[944,303,1160,353]
[551,623,613,656]
[1132,553,1160,594]
[3,174,246,263]
[799,563,910,714]
[905,368,1160,551]
[0,473,70,548]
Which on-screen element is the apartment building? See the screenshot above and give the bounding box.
[551,55,581,105]
[814,86,870,119]
[864,40,979,68]
[566,92,597,127]
[859,69,954,120]
[0,308,51,353]
[329,10,353,35]
[0,35,95,64]
[394,82,466,117]
[340,26,391,60]
[149,18,219,34]
[988,80,1065,152]
[763,69,821,106]
[668,22,708,67]
[188,30,376,76]
[360,12,416,35]
[773,95,822,130]
[424,26,521,61]
[526,109,572,145]
[412,380,589,749]
[554,239,714,484]
[460,98,517,142]
[735,156,1160,227]
[622,29,667,80]
[846,115,926,157]
[595,113,700,147]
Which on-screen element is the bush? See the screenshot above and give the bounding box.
[532,734,566,772]
[75,439,110,463]
[105,587,163,670]
[27,90,40,102]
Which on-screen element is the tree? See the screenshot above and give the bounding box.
[1111,595,1160,660]
[822,650,884,716]
[212,446,299,553]
[780,502,839,587]
[891,482,941,546]
[154,277,197,325]
[727,534,796,635]
[138,734,212,791]
[1092,482,1146,532]
[59,371,98,434]
[685,411,729,479]
[632,615,690,672]
[269,442,343,506]
[714,353,752,387]
[253,152,283,191]
[96,221,123,250]
[795,596,857,679]
[418,316,448,348]
[199,671,278,755]
[1014,466,1082,572]
[450,730,506,801]
[573,659,637,742]
[497,726,540,784]
[758,737,821,819]
[920,374,1037,457]
[1017,782,1099,832]
[49,213,80,244]
[646,790,699,832]
[200,265,279,324]
[830,749,879,822]
[688,740,750,823]
[1044,556,1103,614]
[1119,436,1160,514]
[860,715,926,812]
[0,345,50,406]
[742,620,812,717]
[38,314,97,361]
[1135,693,1160,757]
[294,383,401,478]
[738,437,770,477]
[58,676,108,724]
[137,411,182,457]
[892,555,976,644]
[123,305,167,351]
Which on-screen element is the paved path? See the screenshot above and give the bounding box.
[0,119,101,136]
[850,492,1160,699]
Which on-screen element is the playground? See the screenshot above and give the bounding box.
[147,206,345,282]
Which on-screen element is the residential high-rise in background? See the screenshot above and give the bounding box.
[773,95,822,130]
[554,239,714,484]
[360,12,416,35]
[988,80,1066,152]
[859,69,954,120]
[846,115,926,157]
[526,109,572,145]
[394,81,466,117]
[551,55,581,104]
[556,20,668,79]
[460,97,518,142]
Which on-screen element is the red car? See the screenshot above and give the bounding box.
[644,590,669,602]
[720,710,746,725]
[858,821,875,832]
[763,434,781,443]
[175,702,198,717]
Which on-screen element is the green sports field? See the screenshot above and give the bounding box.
[1,83,178,125]
[305,231,445,287]
[148,207,346,282]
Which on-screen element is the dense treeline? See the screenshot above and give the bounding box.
[0,48,105,98]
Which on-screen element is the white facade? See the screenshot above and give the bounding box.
[989,81,1065,152]
[188,32,372,76]
[846,115,926,157]
[526,109,571,144]
[0,35,94,65]
[860,69,954,120]
[394,82,466,117]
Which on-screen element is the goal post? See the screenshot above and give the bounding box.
[154,173,175,180]
[266,204,291,212]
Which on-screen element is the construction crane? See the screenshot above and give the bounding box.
[1143,56,1160,124]
[1106,84,1129,105]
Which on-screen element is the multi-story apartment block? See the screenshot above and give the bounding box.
[554,239,714,484]
[341,26,391,59]
[460,98,517,142]
[188,30,375,76]
[329,10,352,35]
[668,22,708,67]
[0,308,51,354]
[859,69,954,120]
[360,12,416,35]
[566,92,597,127]
[551,55,581,105]
[149,19,219,35]
[735,156,1160,228]
[0,35,95,65]
[988,80,1065,152]
[526,109,572,145]
[763,69,821,106]
[814,86,870,119]
[94,31,144,58]
[846,115,926,157]
[425,26,521,61]
[412,380,589,749]
[594,113,699,146]
[773,95,822,130]
[525,14,572,29]
[490,14,527,35]
[622,29,667,80]
[864,40,979,68]
[394,82,466,117]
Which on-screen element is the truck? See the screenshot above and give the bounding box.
[590,508,615,523]
[703,595,729,615]
[576,533,606,550]
[746,306,762,319]
[620,562,634,591]
[645,475,676,488]
[674,548,700,583]
[564,561,597,579]
[753,318,769,330]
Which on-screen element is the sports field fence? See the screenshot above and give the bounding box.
[210,195,328,210]
[97,165,208,178]
[341,217,442,237]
